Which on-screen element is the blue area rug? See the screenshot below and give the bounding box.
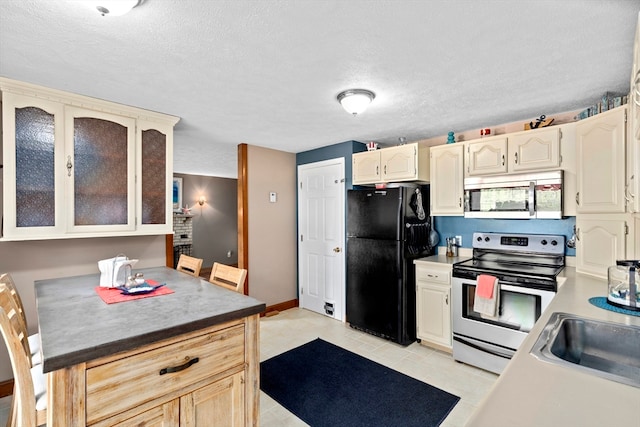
[260,338,460,427]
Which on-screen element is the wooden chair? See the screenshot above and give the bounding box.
[176,254,203,277]
[0,273,40,366]
[209,263,247,293]
[0,289,47,427]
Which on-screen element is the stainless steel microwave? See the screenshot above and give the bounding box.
[464,170,563,219]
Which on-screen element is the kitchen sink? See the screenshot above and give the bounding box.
[530,312,640,388]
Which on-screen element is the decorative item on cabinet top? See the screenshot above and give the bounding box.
[0,77,180,241]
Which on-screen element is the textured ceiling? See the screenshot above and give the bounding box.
[0,0,638,178]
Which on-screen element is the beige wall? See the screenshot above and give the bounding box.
[0,235,166,381]
[247,145,297,306]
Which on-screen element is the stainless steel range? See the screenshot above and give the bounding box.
[452,232,565,374]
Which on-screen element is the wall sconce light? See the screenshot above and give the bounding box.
[92,0,141,16]
[337,89,376,116]
[198,196,206,206]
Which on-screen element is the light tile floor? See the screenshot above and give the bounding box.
[0,307,497,426]
[260,308,498,427]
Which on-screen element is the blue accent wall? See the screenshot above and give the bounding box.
[434,216,576,256]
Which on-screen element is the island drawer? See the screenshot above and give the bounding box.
[85,323,245,425]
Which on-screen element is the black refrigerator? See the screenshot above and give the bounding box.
[346,184,434,345]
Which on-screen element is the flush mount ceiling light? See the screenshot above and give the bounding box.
[93,0,141,16]
[337,89,376,116]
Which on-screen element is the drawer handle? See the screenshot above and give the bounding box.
[159,357,199,375]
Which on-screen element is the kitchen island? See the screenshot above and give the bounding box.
[35,266,266,426]
[466,268,640,427]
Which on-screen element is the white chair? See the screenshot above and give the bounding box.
[0,288,46,427]
[209,263,247,293]
[0,273,41,366]
[176,254,204,278]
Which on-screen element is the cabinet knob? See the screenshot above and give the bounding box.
[514,152,518,164]
[501,154,505,166]
[333,247,341,253]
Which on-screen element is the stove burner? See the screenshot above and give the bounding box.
[452,232,565,292]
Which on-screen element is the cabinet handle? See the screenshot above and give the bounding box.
[445,294,449,305]
[576,228,580,241]
[459,197,462,207]
[384,165,387,175]
[376,165,379,175]
[514,152,518,164]
[501,154,505,166]
[159,357,199,375]
[575,192,580,206]
[66,156,73,177]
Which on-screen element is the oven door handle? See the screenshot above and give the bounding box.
[499,283,554,297]
[453,336,512,360]
[528,181,535,217]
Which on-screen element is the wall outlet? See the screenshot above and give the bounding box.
[455,235,462,247]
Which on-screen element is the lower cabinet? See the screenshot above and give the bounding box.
[576,214,634,279]
[84,319,251,427]
[415,261,452,351]
[111,372,244,427]
[180,372,244,427]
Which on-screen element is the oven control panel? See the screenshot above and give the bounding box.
[472,232,565,254]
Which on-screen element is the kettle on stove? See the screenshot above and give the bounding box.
[607,260,640,311]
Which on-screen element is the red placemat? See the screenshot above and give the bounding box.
[95,280,174,304]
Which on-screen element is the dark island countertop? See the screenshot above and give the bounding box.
[35,266,266,373]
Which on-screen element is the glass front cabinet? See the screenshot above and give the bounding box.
[1,78,179,240]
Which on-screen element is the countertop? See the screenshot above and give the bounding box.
[35,266,266,373]
[414,253,471,267]
[466,268,640,427]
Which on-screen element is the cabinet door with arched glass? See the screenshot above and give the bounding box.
[64,106,136,233]
[2,93,66,239]
[137,119,173,234]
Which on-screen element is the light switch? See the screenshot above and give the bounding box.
[269,192,277,203]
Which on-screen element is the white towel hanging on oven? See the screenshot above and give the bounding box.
[474,275,500,318]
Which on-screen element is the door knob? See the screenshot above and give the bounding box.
[333,247,341,253]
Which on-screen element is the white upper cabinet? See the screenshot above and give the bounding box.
[430,144,464,216]
[352,143,429,184]
[466,136,508,176]
[509,127,561,172]
[64,106,137,234]
[0,78,180,241]
[2,93,66,239]
[628,12,640,213]
[466,128,561,176]
[352,150,382,184]
[575,106,627,214]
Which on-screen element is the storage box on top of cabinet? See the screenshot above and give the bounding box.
[0,77,180,241]
[352,143,430,185]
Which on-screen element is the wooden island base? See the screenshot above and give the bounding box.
[47,314,259,426]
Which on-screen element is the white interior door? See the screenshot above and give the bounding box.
[297,158,345,320]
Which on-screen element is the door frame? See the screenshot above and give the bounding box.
[297,157,346,321]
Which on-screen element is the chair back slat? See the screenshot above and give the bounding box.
[176,255,203,278]
[0,291,39,426]
[0,275,32,365]
[209,263,247,293]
